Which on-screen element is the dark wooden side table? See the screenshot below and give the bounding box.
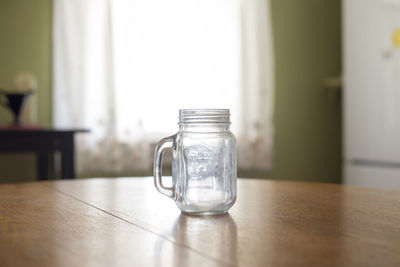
[0,128,88,180]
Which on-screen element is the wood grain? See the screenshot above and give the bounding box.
[45,178,400,267]
[0,182,226,267]
[1,178,399,266]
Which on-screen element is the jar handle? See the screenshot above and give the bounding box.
[153,134,176,198]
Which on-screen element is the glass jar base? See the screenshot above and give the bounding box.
[181,210,228,216]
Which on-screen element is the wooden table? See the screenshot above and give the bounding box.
[0,178,399,267]
[0,128,88,180]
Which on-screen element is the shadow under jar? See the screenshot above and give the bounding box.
[154,109,237,215]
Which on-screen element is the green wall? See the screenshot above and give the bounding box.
[0,0,52,125]
[0,0,52,182]
[268,0,342,183]
[0,0,342,183]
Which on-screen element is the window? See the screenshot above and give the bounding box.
[54,0,274,176]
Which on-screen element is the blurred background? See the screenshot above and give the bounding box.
[0,0,378,187]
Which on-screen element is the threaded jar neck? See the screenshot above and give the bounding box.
[179,109,230,124]
[178,109,231,132]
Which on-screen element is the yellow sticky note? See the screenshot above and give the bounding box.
[393,28,400,48]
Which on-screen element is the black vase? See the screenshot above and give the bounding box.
[0,91,33,124]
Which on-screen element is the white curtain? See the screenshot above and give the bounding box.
[53,0,274,177]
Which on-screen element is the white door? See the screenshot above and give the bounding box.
[344,0,400,163]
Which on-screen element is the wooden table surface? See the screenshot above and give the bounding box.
[0,177,399,267]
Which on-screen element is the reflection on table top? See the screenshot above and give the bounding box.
[0,177,399,267]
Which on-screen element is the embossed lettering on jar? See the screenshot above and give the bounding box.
[154,109,237,215]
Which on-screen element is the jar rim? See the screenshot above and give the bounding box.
[179,109,231,124]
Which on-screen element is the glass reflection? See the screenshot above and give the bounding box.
[155,213,238,266]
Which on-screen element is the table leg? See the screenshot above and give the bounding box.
[37,151,48,180]
[60,135,75,179]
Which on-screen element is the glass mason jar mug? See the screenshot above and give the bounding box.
[154,109,237,215]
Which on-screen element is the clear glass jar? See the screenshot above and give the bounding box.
[154,109,237,215]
